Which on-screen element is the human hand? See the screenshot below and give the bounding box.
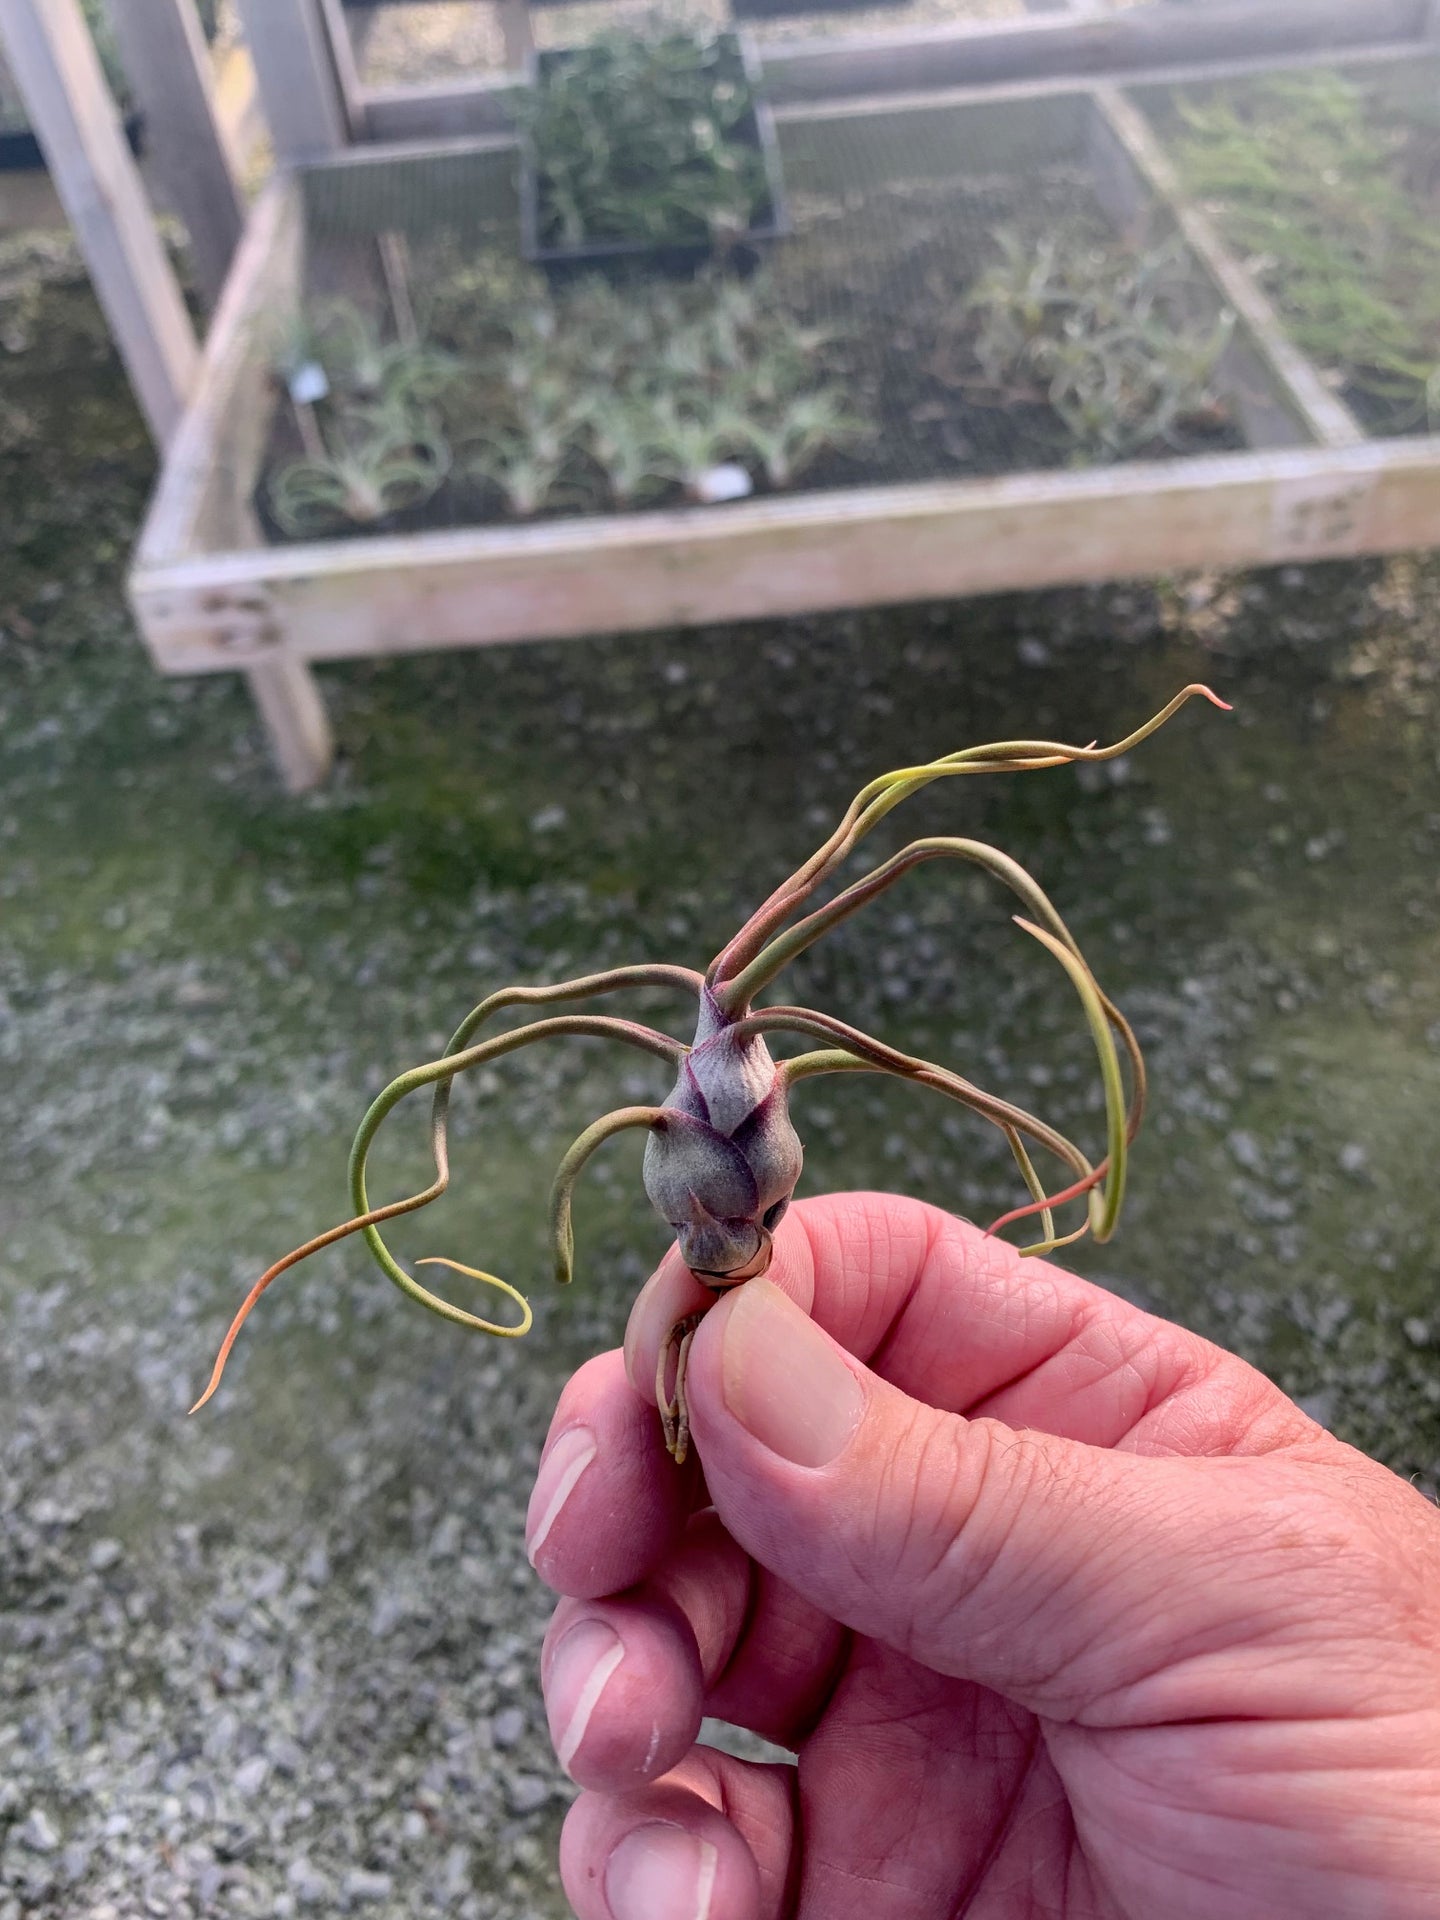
[526,1193,1440,1920]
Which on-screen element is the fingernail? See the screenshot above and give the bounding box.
[606,1823,717,1920]
[721,1278,863,1468]
[526,1425,597,1564]
[547,1619,623,1773]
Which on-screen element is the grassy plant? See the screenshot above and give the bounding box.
[1172,71,1440,426]
[191,688,1229,1463]
[515,27,772,251]
[265,259,867,533]
[735,388,866,488]
[960,225,1235,460]
[269,403,450,537]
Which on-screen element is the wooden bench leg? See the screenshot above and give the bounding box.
[245,656,334,792]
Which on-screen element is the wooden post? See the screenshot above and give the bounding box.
[233,0,347,160]
[246,654,335,793]
[0,0,199,444]
[107,0,245,310]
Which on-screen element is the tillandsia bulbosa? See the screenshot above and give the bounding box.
[192,686,1227,1464]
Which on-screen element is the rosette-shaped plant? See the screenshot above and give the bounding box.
[193,687,1227,1462]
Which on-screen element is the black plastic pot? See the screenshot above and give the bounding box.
[0,110,144,174]
[519,34,788,282]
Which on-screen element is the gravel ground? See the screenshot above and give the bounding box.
[347,0,1029,86]
[2,241,1439,1918]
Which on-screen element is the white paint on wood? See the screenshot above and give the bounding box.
[233,0,347,159]
[0,0,199,445]
[132,439,1440,677]
[134,176,299,566]
[107,0,245,309]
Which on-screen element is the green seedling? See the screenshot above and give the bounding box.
[574,393,677,507]
[307,298,460,410]
[193,688,1229,1464]
[962,226,1235,460]
[1172,71,1440,425]
[269,404,450,536]
[516,27,771,250]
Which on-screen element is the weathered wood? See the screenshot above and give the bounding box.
[1095,86,1364,449]
[233,0,347,159]
[496,0,535,70]
[313,0,368,136]
[0,0,199,445]
[1080,91,1313,452]
[246,654,335,791]
[106,0,245,309]
[762,0,1427,101]
[133,439,1440,677]
[135,177,300,567]
[128,85,1440,792]
[358,0,1424,139]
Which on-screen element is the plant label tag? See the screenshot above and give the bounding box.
[288,361,330,406]
[696,462,753,504]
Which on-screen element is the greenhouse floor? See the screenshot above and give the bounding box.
[2,236,1439,1919]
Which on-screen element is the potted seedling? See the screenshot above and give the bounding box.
[192,688,1228,1464]
[957,224,1236,462]
[516,26,788,278]
[268,401,451,538]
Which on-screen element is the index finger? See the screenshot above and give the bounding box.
[625,1192,1301,1457]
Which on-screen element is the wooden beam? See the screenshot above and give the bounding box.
[132,439,1440,678]
[357,0,1425,137]
[233,0,347,160]
[0,0,199,445]
[1095,86,1364,449]
[246,653,335,791]
[106,0,245,310]
[313,0,370,136]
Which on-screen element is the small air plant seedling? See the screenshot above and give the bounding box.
[192,688,1228,1464]
[268,403,451,541]
[269,403,451,537]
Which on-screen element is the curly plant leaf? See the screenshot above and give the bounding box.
[194,690,1228,1428]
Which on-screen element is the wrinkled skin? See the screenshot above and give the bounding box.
[527,1194,1440,1920]
[643,987,802,1281]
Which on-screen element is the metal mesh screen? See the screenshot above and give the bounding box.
[251,73,1266,547]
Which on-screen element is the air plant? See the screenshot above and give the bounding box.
[645,395,752,501]
[465,377,587,516]
[306,298,461,410]
[191,687,1228,1465]
[269,403,451,536]
[736,388,865,488]
[961,226,1236,460]
[574,393,677,508]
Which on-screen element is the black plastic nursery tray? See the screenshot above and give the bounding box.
[518,33,789,280]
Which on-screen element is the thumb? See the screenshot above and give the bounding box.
[681,1277,1385,1725]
